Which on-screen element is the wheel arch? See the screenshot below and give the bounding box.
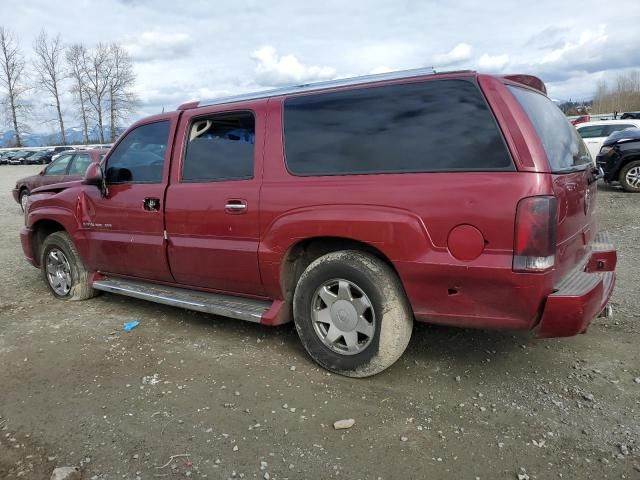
[31,219,67,267]
[279,236,403,305]
[615,154,640,179]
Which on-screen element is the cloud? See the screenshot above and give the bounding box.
[525,26,566,50]
[433,43,472,67]
[520,26,640,84]
[123,31,193,62]
[477,53,510,70]
[540,25,608,64]
[369,66,394,74]
[251,46,336,86]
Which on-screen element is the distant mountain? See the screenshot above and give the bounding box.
[0,125,126,147]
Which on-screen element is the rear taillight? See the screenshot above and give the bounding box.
[513,196,557,272]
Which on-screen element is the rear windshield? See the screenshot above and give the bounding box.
[508,85,592,172]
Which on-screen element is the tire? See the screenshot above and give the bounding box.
[40,231,96,301]
[619,160,640,193]
[293,250,413,377]
[18,189,29,212]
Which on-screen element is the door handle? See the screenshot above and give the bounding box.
[225,199,248,214]
[143,197,161,211]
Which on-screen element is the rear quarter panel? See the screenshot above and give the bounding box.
[259,96,555,329]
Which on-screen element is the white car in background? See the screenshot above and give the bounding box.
[576,119,640,160]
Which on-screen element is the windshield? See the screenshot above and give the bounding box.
[508,85,592,171]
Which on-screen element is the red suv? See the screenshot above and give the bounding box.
[20,69,616,377]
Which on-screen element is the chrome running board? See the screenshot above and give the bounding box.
[92,278,270,323]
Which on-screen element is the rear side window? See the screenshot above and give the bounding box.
[604,124,635,136]
[283,79,513,176]
[577,125,607,139]
[508,86,591,171]
[68,154,92,175]
[182,112,255,182]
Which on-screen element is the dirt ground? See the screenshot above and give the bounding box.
[0,165,638,480]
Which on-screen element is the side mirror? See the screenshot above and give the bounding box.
[82,162,108,197]
[39,168,45,175]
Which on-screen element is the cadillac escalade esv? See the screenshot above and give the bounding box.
[20,68,617,377]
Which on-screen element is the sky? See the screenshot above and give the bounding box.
[2,0,640,134]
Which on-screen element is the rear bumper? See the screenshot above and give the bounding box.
[536,231,616,337]
[20,226,37,267]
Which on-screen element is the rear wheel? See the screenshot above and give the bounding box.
[41,231,96,301]
[619,160,640,192]
[19,189,29,212]
[293,250,413,377]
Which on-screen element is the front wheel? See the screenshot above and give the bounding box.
[19,189,29,212]
[293,250,413,377]
[40,231,97,301]
[619,160,640,193]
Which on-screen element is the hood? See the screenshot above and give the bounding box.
[31,179,83,195]
[16,174,43,185]
[603,127,640,146]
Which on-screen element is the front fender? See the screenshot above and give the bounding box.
[26,190,89,267]
[258,204,434,299]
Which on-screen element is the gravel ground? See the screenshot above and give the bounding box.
[0,165,638,480]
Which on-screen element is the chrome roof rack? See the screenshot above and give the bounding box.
[195,68,474,108]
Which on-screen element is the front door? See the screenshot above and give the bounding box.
[38,153,74,187]
[80,115,179,281]
[164,107,265,296]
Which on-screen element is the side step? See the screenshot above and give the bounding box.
[92,278,271,323]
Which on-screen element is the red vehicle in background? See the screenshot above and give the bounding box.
[19,69,616,377]
[571,115,590,126]
[12,149,107,212]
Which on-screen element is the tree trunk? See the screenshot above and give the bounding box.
[78,87,89,144]
[9,95,21,147]
[53,81,66,145]
[109,86,116,142]
[97,107,104,143]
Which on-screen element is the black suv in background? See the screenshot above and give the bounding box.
[620,112,640,120]
[597,127,640,192]
[23,150,54,165]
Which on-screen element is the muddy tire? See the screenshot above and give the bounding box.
[293,250,413,377]
[619,160,640,193]
[40,231,97,301]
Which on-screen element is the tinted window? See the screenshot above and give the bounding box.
[68,154,92,175]
[604,124,635,136]
[106,121,170,184]
[508,86,591,171]
[45,154,72,175]
[182,112,255,182]
[577,125,607,139]
[283,79,512,176]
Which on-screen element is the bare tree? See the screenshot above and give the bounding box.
[33,30,67,144]
[107,43,138,141]
[0,26,30,147]
[592,70,640,114]
[82,43,112,143]
[66,43,91,144]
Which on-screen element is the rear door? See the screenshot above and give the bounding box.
[164,106,265,296]
[80,115,179,281]
[508,86,595,281]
